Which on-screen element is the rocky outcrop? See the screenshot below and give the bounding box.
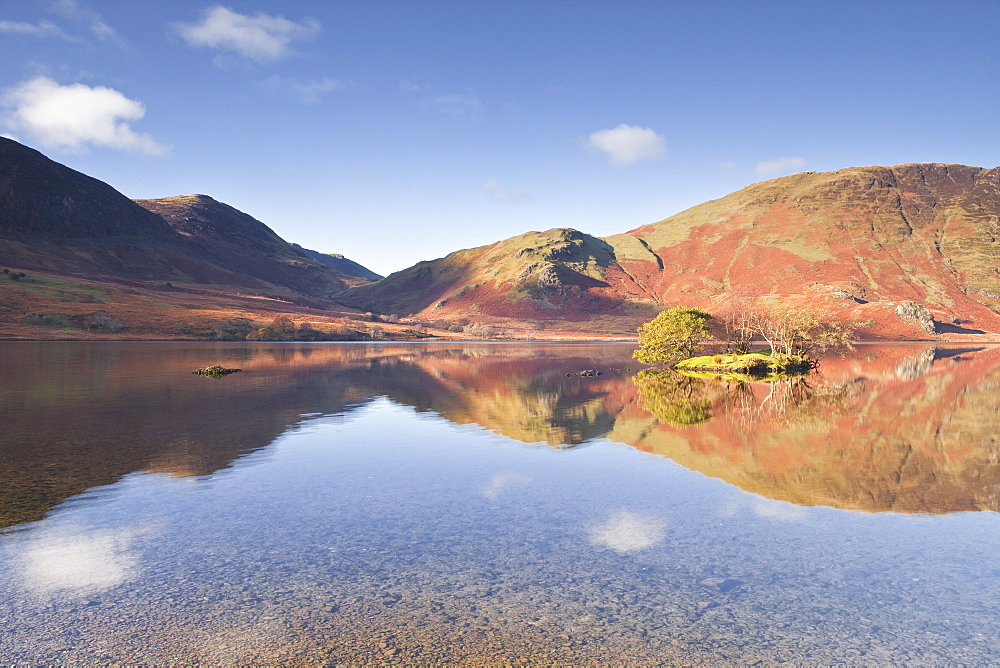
[895,301,937,334]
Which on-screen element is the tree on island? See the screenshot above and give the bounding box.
[635,302,855,374]
[633,306,713,364]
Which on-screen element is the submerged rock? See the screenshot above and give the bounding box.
[193,365,241,377]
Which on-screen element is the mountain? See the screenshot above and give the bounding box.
[132,194,369,295]
[0,137,367,302]
[608,163,1000,336]
[339,163,1000,338]
[290,243,383,281]
[338,227,661,325]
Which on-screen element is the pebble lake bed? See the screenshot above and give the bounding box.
[1,341,999,664]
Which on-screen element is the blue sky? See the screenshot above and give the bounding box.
[1,0,998,275]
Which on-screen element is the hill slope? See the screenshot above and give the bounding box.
[0,138,365,301]
[610,163,1000,334]
[290,243,383,281]
[338,227,661,325]
[340,163,1000,337]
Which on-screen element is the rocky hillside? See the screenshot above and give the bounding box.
[290,244,383,282]
[611,163,1000,336]
[0,138,378,303]
[340,163,1000,338]
[338,227,661,326]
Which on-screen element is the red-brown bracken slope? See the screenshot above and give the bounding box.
[341,163,1000,338]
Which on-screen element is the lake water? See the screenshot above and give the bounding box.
[1,341,999,664]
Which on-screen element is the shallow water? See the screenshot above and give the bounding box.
[1,341,999,664]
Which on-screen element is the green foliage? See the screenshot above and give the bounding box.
[633,306,713,365]
[5,273,108,303]
[674,352,815,379]
[19,313,72,329]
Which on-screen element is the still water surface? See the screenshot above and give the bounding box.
[1,341,999,663]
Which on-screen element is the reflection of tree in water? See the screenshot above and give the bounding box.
[636,369,854,428]
[634,371,713,427]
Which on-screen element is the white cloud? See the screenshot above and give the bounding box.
[174,5,321,64]
[483,178,531,203]
[18,528,141,596]
[1,76,167,155]
[754,156,807,179]
[588,510,665,554]
[50,0,124,47]
[0,20,71,40]
[588,124,667,167]
[425,93,483,117]
[263,76,343,104]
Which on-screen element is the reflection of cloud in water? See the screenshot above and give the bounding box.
[482,472,532,499]
[19,527,142,596]
[752,497,808,522]
[588,510,665,554]
[718,494,809,522]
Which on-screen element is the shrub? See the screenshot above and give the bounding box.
[210,318,256,340]
[463,323,496,339]
[634,307,713,365]
[88,310,124,333]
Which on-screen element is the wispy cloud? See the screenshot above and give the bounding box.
[0,19,72,40]
[754,156,807,179]
[401,83,484,117]
[751,497,808,522]
[588,124,667,167]
[263,75,343,104]
[50,0,125,47]
[424,93,483,117]
[588,510,665,554]
[174,5,320,64]
[398,81,426,94]
[1,76,167,155]
[483,178,531,203]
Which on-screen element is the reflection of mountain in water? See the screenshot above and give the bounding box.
[0,343,382,528]
[614,346,1000,514]
[3,342,1000,528]
[370,350,629,446]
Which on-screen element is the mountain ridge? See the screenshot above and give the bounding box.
[2,135,999,339]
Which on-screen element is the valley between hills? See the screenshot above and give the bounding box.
[1,136,999,341]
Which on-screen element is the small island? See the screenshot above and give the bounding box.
[633,305,853,376]
[674,352,816,375]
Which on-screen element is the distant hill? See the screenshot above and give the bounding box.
[337,227,657,323]
[0,137,359,301]
[290,244,382,281]
[339,163,1000,338]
